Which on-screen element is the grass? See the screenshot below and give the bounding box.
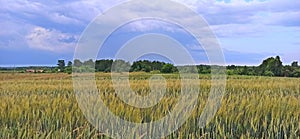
[0,73,299,138]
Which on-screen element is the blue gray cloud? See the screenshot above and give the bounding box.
[0,0,299,65]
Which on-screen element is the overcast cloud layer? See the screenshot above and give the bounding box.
[0,0,299,66]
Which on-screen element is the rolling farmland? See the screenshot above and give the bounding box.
[0,73,299,138]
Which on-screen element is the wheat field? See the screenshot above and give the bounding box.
[0,73,299,138]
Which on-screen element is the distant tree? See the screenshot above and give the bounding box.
[73,59,83,67]
[67,61,73,67]
[130,60,151,72]
[57,60,65,72]
[129,60,166,72]
[65,61,73,74]
[178,66,197,73]
[57,56,298,77]
[241,66,248,75]
[111,59,131,72]
[227,69,235,75]
[292,69,300,77]
[83,59,95,68]
[258,56,283,76]
[289,61,300,77]
[95,59,113,72]
[227,65,236,70]
[151,61,165,71]
[282,65,293,77]
[161,64,176,73]
[273,56,283,76]
[197,65,211,74]
[291,61,298,67]
[247,67,256,75]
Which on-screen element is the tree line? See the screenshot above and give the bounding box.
[226,56,300,77]
[55,56,300,77]
[57,59,178,74]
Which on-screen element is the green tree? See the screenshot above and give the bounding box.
[83,59,95,68]
[73,59,82,67]
[197,65,211,74]
[111,59,131,72]
[151,61,165,71]
[67,61,72,67]
[282,65,293,77]
[57,60,65,72]
[161,64,176,73]
[291,61,298,67]
[130,60,152,72]
[241,66,248,75]
[273,56,283,76]
[258,56,283,76]
[95,59,113,72]
[65,61,73,74]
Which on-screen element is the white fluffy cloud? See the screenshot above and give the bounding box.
[0,0,299,52]
[25,27,78,52]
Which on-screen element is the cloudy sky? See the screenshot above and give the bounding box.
[0,0,299,66]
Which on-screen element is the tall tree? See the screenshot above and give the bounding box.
[273,56,283,76]
[67,61,72,67]
[57,60,65,72]
[258,56,283,76]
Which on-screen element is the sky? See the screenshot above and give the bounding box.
[0,0,299,66]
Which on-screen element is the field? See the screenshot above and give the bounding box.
[0,73,299,138]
